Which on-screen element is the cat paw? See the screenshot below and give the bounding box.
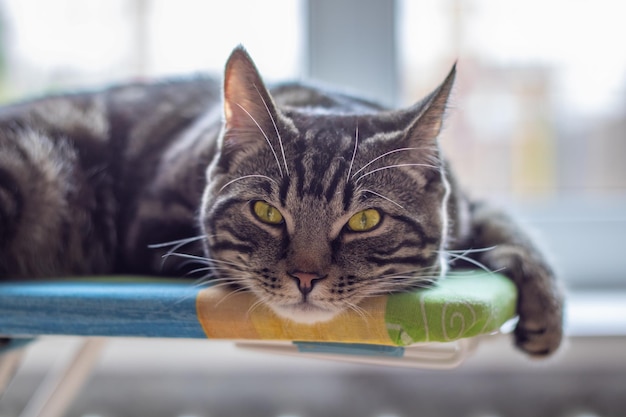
[482,245,564,357]
[514,310,563,357]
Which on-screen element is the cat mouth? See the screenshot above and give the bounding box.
[270,301,340,325]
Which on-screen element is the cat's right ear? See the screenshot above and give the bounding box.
[220,46,279,153]
[405,63,456,146]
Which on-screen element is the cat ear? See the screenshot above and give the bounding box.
[404,64,456,147]
[221,46,279,151]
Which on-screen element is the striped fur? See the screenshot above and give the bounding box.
[0,47,563,356]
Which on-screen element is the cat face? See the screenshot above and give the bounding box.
[200,47,455,323]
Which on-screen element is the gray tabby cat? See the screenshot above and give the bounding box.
[0,47,563,356]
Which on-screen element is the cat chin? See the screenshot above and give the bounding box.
[270,304,339,325]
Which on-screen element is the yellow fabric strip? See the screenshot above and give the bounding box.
[195,287,393,344]
[195,288,261,340]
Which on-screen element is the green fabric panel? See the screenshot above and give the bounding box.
[385,271,518,345]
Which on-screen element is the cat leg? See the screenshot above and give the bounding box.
[0,129,74,278]
[0,128,114,278]
[455,201,564,357]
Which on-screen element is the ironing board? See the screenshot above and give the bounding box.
[0,270,517,417]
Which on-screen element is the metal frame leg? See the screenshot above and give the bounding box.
[18,338,107,417]
[1,347,26,397]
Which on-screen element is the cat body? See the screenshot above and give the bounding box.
[0,47,563,356]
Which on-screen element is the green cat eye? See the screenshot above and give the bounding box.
[252,201,284,225]
[347,209,381,232]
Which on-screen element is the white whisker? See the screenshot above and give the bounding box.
[218,174,278,193]
[380,269,442,280]
[162,252,211,265]
[235,102,284,177]
[199,280,245,291]
[215,284,255,307]
[361,189,405,210]
[185,264,238,277]
[247,296,269,317]
[147,235,207,271]
[186,266,217,276]
[370,270,443,294]
[190,278,217,289]
[445,246,497,256]
[205,258,252,268]
[346,119,359,182]
[147,235,205,249]
[175,259,212,272]
[351,147,426,180]
[356,163,438,183]
[444,251,500,275]
[343,301,371,326]
[254,85,289,177]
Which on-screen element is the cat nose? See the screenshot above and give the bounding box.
[289,271,325,296]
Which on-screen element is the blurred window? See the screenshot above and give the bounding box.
[399,0,626,288]
[0,0,303,100]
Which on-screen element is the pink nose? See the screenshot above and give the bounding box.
[289,271,324,296]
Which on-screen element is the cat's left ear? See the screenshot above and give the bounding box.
[221,46,280,151]
[404,64,456,146]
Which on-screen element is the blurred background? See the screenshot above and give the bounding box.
[0,1,625,416]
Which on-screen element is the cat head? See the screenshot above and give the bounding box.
[201,46,455,323]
